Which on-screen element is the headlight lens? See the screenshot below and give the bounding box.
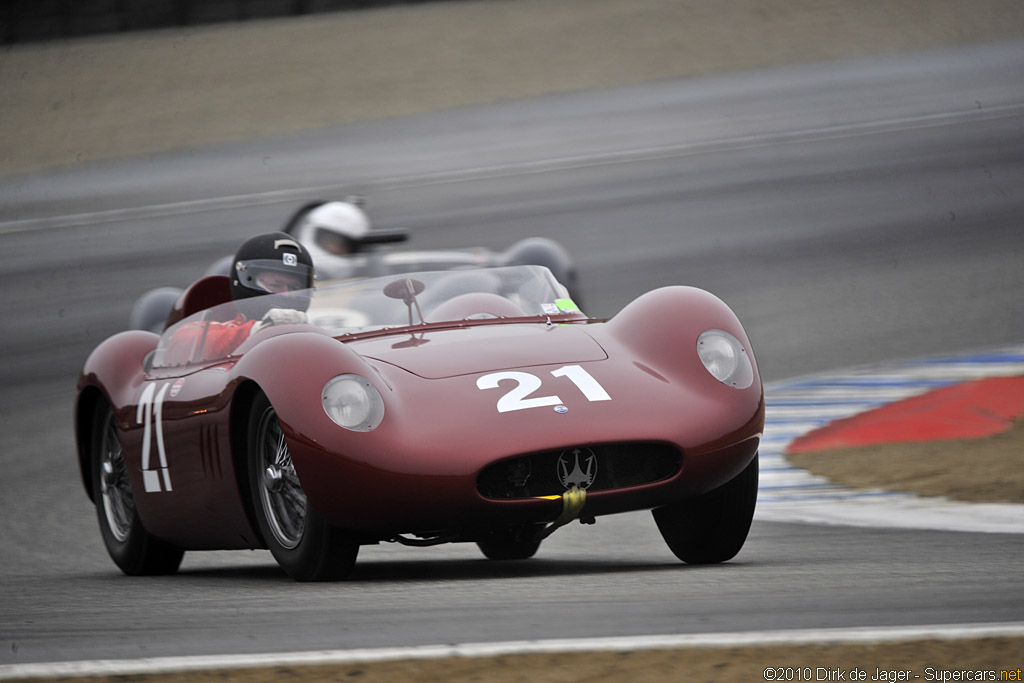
[697,330,754,389]
[322,374,385,431]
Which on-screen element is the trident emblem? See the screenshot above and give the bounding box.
[557,448,597,490]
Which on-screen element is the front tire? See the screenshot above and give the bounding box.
[653,453,758,564]
[91,402,184,575]
[247,392,358,581]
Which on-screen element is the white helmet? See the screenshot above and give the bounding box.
[283,198,409,280]
[291,200,372,259]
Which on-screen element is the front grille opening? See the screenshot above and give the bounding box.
[477,443,680,500]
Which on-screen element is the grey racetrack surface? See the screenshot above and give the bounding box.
[1,42,1023,665]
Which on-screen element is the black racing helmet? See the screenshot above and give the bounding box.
[230,232,315,309]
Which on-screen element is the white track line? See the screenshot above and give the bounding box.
[3,103,1022,236]
[2,622,1022,680]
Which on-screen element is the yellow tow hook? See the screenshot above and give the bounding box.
[533,485,587,542]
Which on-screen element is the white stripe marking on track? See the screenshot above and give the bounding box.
[2,622,1022,680]
[756,345,1024,533]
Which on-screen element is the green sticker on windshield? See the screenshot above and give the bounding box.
[555,298,580,313]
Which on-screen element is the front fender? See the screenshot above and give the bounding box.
[233,330,388,437]
[232,331,396,518]
[604,286,764,458]
[607,286,760,392]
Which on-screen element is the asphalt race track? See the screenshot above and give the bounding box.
[1,42,1023,667]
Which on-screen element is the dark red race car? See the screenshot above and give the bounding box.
[75,265,763,581]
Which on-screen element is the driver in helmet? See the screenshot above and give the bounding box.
[164,233,315,363]
[290,200,370,256]
[284,199,372,280]
[230,232,314,312]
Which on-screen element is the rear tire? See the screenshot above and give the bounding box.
[128,287,181,333]
[247,392,358,581]
[91,402,184,575]
[476,526,543,560]
[653,453,758,564]
[500,237,583,308]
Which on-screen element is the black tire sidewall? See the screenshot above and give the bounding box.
[246,392,356,581]
[90,401,182,575]
[653,453,759,564]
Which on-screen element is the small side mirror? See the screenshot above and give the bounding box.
[384,278,426,327]
[383,278,425,304]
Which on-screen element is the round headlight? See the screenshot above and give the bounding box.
[322,374,384,431]
[697,330,754,389]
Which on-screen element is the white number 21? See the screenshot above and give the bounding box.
[476,364,611,413]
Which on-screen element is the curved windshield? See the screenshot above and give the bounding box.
[152,265,584,367]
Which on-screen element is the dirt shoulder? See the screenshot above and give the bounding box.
[3,0,1024,176]
[787,416,1024,504]
[17,637,1023,682]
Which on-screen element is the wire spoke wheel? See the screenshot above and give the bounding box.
[90,401,183,576]
[99,415,135,542]
[247,391,359,581]
[256,406,307,550]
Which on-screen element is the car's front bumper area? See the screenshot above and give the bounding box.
[290,430,761,539]
[285,347,765,539]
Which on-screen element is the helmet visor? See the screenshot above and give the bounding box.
[236,258,313,295]
[315,227,356,255]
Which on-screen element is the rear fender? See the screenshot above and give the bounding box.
[75,330,159,500]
